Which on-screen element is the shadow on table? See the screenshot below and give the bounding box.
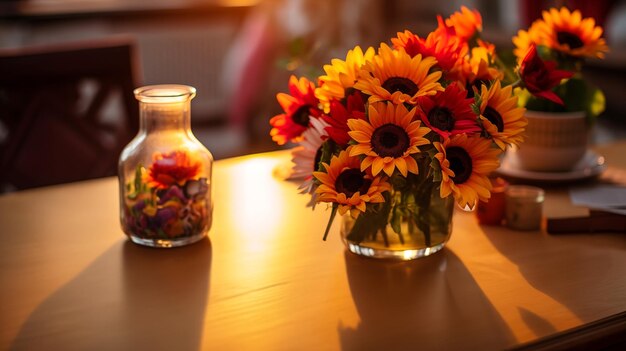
[12,238,212,351]
[339,249,515,351]
[481,224,626,328]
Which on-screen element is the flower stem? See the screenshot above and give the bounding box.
[322,204,338,241]
[510,79,522,89]
[496,56,518,85]
[397,224,405,245]
[417,183,433,247]
[382,226,390,247]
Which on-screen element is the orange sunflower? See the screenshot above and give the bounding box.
[347,102,431,177]
[146,150,201,189]
[270,75,322,145]
[533,7,609,59]
[445,6,482,42]
[478,81,527,150]
[434,134,501,209]
[354,43,443,105]
[313,151,391,218]
[456,43,502,89]
[315,46,375,113]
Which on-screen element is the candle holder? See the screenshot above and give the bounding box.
[505,185,545,231]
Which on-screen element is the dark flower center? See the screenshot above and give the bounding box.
[428,107,455,131]
[335,169,371,197]
[447,146,472,184]
[483,106,504,132]
[371,124,410,157]
[382,77,419,96]
[292,106,311,127]
[556,31,584,49]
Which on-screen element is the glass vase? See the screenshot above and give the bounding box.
[341,184,454,260]
[118,85,213,248]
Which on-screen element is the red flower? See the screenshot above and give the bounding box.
[270,75,322,145]
[321,91,366,146]
[392,28,464,74]
[519,45,574,105]
[147,151,201,189]
[417,84,480,139]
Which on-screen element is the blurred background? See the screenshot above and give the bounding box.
[1,0,625,191]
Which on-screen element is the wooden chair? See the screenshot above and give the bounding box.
[0,38,140,191]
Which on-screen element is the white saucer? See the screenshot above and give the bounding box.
[496,149,607,182]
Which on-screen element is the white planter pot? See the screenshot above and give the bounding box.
[516,110,589,172]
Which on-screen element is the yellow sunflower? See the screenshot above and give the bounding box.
[512,21,542,63]
[313,151,391,218]
[315,46,375,113]
[354,43,443,105]
[534,7,609,59]
[478,81,527,150]
[434,134,501,209]
[464,45,503,86]
[347,102,431,177]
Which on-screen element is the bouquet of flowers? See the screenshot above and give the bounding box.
[510,7,608,117]
[269,6,528,255]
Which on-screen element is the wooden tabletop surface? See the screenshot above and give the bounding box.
[1,142,625,350]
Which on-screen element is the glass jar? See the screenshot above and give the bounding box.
[341,184,454,260]
[119,85,213,248]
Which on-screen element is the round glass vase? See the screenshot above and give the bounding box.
[118,85,213,248]
[341,185,454,260]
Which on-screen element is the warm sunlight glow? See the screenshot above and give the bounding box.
[227,157,285,248]
[451,213,582,343]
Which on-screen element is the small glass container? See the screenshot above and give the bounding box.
[118,85,213,248]
[476,177,508,226]
[505,185,545,231]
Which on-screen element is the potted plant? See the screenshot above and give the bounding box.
[508,7,609,172]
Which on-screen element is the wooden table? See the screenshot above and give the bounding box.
[1,143,626,350]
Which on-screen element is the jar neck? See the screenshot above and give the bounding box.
[139,101,191,133]
[134,84,196,134]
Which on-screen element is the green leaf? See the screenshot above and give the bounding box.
[319,140,338,171]
[589,88,606,118]
[134,165,143,193]
[431,169,442,183]
[560,77,588,112]
[471,94,483,115]
[390,206,402,235]
[346,211,380,243]
[558,77,605,121]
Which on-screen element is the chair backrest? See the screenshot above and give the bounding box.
[0,38,140,191]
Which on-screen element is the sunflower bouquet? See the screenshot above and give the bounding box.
[269,7,527,257]
[510,7,608,116]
